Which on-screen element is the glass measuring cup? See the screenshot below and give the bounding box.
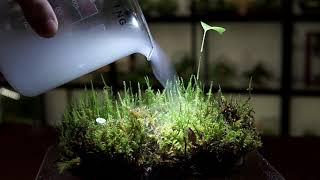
[0,0,154,96]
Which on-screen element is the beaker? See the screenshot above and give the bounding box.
[0,0,154,96]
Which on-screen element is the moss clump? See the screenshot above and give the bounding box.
[58,77,261,178]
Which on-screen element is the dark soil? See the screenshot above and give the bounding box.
[37,146,285,180]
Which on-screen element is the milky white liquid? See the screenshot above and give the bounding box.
[0,0,175,96]
[0,28,175,96]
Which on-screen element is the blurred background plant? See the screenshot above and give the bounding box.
[193,0,236,15]
[298,0,320,15]
[174,55,195,81]
[1,96,42,125]
[156,0,179,16]
[210,56,237,87]
[140,0,178,17]
[243,62,274,88]
[116,62,160,87]
[252,0,281,14]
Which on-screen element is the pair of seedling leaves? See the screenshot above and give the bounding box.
[197,22,226,80]
[199,22,253,95]
[200,21,226,52]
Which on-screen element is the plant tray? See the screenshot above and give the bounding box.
[36,146,285,180]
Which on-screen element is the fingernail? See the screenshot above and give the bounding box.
[40,18,58,38]
[34,18,58,38]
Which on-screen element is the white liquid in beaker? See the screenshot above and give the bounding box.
[0,27,175,96]
[0,0,176,96]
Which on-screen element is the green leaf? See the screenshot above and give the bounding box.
[198,22,226,79]
[201,21,226,35]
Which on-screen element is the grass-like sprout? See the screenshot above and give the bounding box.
[57,22,262,178]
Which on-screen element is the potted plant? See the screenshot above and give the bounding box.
[56,22,262,179]
[140,0,178,17]
[57,78,261,179]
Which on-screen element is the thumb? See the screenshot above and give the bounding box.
[16,0,58,38]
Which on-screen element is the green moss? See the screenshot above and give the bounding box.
[58,77,261,175]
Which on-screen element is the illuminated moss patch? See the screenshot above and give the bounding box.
[58,77,261,175]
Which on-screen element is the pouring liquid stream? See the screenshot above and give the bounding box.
[148,43,176,89]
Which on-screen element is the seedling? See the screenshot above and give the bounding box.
[197,22,226,80]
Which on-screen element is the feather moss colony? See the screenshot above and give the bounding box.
[57,22,262,179]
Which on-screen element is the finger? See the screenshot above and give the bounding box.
[16,0,58,38]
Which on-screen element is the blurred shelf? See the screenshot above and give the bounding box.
[292,89,320,97]
[146,14,282,23]
[293,15,320,22]
[146,16,195,23]
[200,13,282,22]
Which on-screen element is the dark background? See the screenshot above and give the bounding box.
[1,0,320,179]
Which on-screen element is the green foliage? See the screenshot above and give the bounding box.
[198,22,225,80]
[58,77,262,174]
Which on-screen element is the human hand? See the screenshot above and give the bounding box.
[16,0,58,38]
